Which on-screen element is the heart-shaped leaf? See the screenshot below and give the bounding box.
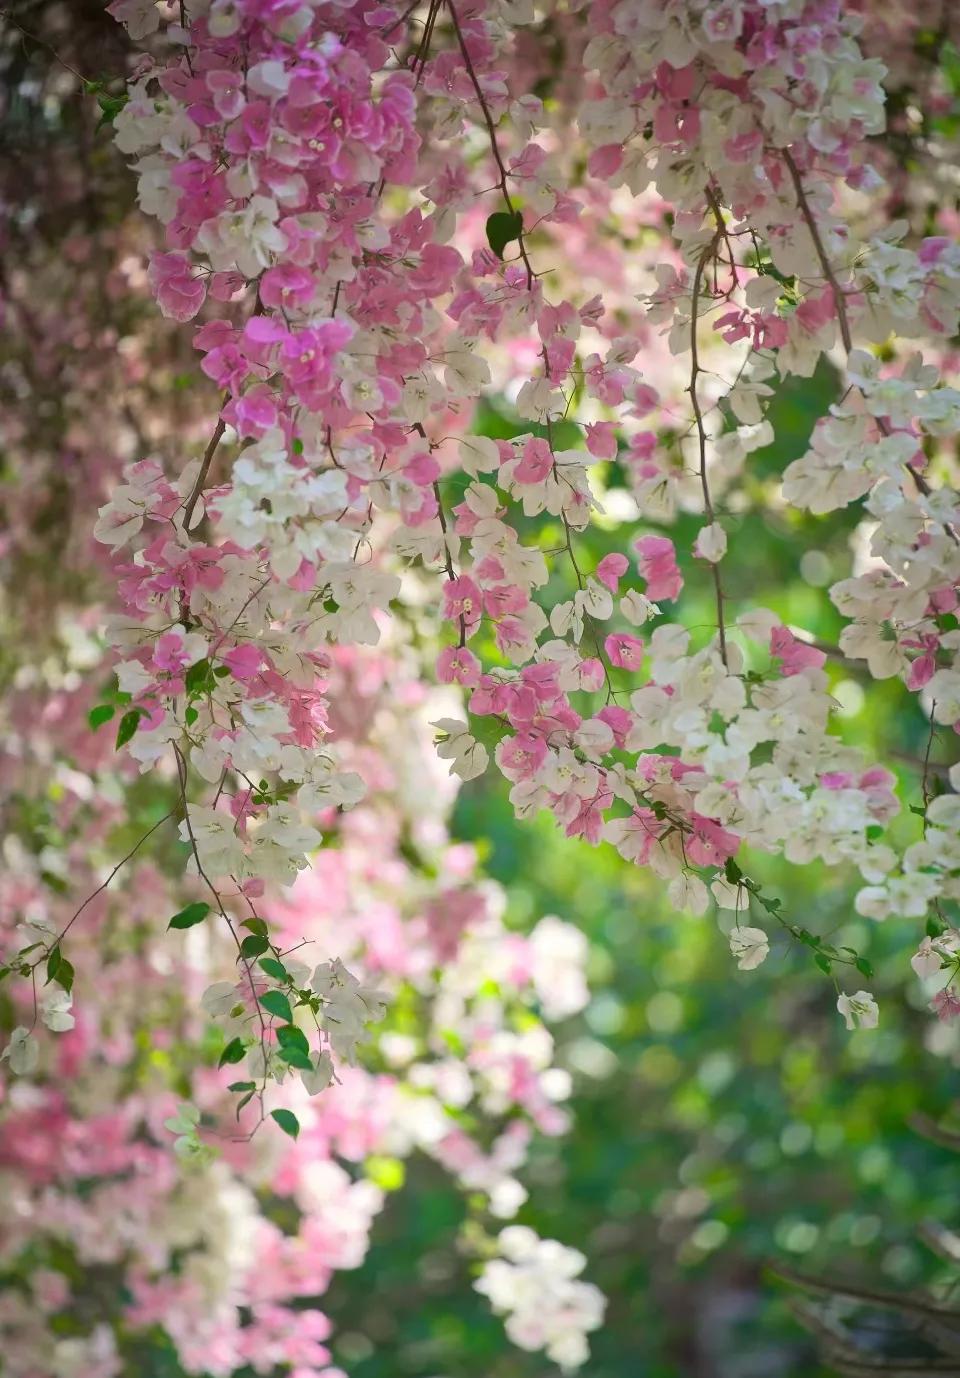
[486,209,524,260]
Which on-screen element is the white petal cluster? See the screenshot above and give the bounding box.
[475,1226,605,1370]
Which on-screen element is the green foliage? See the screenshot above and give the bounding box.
[84,81,129,131]
[485,210,524,260]
[259,990,293,1023]
[217,1038,247,1069]
[275,1025,312,1071]
[167,902,211,930]
[115,709,142,749]
[45,946,74,994]
[270,1108,300,1139]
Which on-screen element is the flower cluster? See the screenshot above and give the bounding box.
[0,627,596,1373]
[3,0,960,1366]
[71,0,958,1078]
[475,1225,606,1370]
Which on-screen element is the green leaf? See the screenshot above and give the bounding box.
[168,901,211,930]
[227,1080,256,1092]
[236,1090,256,1119]
[927,913,949,938]
[185,658,213,695]
[115,710,141,749]
[44,946,75,993]
[814,953,833,975]
[53,957,74,994]
[218,1037,247,1068]
[792,927,818,948]
[724,858,743,885]
[259,990,293,1023]
[270,1108,300,1139]
[259,957,289,982]
[46,947,62,984]
[241,916,269,937]
[239,934,269,959]
[485,209,524,260]
[276,1024,309,1056]
[95,90,128,129]
[277,1045,314,1071]
[854,956,874,978]
[88,704,115,729]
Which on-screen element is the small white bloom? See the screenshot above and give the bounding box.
[728,926,769,970]
[668,871,709,915]
[312,958,388,1064]
[911,937,946,981]
[433,718,489,782]
[1,1026,39,1076]
[694,522,727,563]
[620,590,659,626]
[458,435,501,475]
[16,915,58,950]
[302,1050,335,1096]
[40,988,75,1033]
[837,990,879,1031]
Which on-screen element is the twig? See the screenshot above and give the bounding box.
[446,0,535,289]
[782,147,956,534]
[433,479,467,648]
[769,1261,960,1325]
[781,149,853,352]
[690,232,729,666]
[172,744,268,1054]
[0,9,94,86]
[45,810,174,951]
[181,413,227,532]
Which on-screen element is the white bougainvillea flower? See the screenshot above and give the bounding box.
[1,1027,39,1076]
[40,988,75,1033]
[837,990,879,1031]
[728,926,769,970]
[694,522,727,563]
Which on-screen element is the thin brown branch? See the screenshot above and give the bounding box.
[45,810,174,952]
[172,745,268,1051]
[781,148,853,352]
[432,478,467,649]
[690,231,728,666]
[446,0,535,289]
[781,147,956,532]
[769,1262,960,1326]
[182,411,227,532]
[0,9,94,86]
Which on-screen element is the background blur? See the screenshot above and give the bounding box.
[3,3,960,1376]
